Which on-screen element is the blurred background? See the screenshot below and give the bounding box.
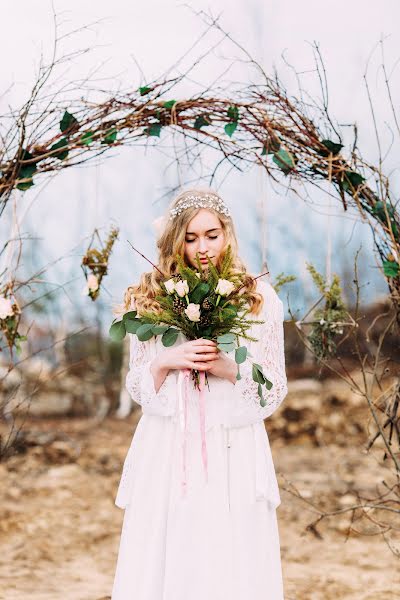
[0,2,399,599]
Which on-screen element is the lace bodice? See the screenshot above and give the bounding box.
[125,278,288,428]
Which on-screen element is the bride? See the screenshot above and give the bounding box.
[111,188,288,600]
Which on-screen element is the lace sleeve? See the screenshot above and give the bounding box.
[125,333,178,417]
[227,281,288,427]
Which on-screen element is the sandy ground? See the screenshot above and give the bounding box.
[0,408,399,600]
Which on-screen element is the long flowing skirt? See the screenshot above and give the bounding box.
[111,414,284,600]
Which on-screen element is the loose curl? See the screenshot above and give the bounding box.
[120,187,264,316]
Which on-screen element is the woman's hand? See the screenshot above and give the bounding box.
[206,352,238,384]
[152,338,219,373]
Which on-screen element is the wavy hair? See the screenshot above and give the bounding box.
[120,187,264,316]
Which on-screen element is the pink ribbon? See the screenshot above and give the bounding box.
[180,368,209,498]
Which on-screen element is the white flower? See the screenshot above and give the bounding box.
[184,303,201,322]
[82,274,99,296]
[0,297,14,320]
[175,279,189,297]
[215,278,235,296]
[320,318,325,325]
[164,278,176,294]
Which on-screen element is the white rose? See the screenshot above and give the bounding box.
[0,297,14,320]
[164,278,176,294]
[184,303,201,322]
[215,278,235,296]
[175,279,189,298]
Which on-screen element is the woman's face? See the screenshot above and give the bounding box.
[184,208,225,270]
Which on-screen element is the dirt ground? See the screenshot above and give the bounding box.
[0,402,399,600]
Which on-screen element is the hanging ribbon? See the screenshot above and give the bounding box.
[178,368,209,498]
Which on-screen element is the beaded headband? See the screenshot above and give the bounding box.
[169,193,231,220]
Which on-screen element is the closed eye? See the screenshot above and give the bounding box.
[185,235,218,243]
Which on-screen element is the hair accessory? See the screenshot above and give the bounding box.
[169,193,231,220]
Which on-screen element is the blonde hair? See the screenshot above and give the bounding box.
[121,187,264,316]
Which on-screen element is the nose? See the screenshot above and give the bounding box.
[198,237,208,254]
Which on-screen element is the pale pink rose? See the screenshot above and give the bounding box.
[0,297,14,320]
[175,279,189,297]
[215,278,235,296]
[184,303,201,322]
[164,278,176,294]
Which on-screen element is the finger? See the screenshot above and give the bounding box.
[191,338,217,347]
[193,346,218,355]
[190,352,218,362]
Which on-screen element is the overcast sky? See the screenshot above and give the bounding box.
[1,1,399,324]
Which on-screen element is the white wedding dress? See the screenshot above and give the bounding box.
[111,279,288,600]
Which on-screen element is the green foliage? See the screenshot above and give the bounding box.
[16,149,36,190]
[50,137,69,160]
[272,272,297,294]
[224,122,237,137]
[60,110,79,134]
[261,137,281,155]
[224,105,239,137]
[340,170,365,194]
[194,115,211,129]
[144,123,162,137]
[163,100,177,109]
[272,148,297,175]
[383,260,399,278]
[138,86,152,96]
[318,139,343,156]
[102,127,118,145]
[80,131,94,146]
[305,263,348,360]
[108,243,276,406]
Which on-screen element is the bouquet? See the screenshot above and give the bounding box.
[110,244,273,406]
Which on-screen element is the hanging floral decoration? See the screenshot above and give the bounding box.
[81,226,119,300]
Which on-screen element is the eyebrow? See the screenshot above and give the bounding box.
[185,228,221,235]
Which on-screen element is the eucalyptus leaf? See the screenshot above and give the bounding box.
[217,333,235,344]
[217,342,235,353]
[235,346,247,364]
[125,318,143,334]
[152,324,170,335]
[123,310,138,321]
[258,384,266,407]
[109,320,126,341]
[162,327,179,347]
[136,323,155,341]
[252,363,265,384]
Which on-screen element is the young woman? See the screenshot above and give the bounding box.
[111,188,288,600]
